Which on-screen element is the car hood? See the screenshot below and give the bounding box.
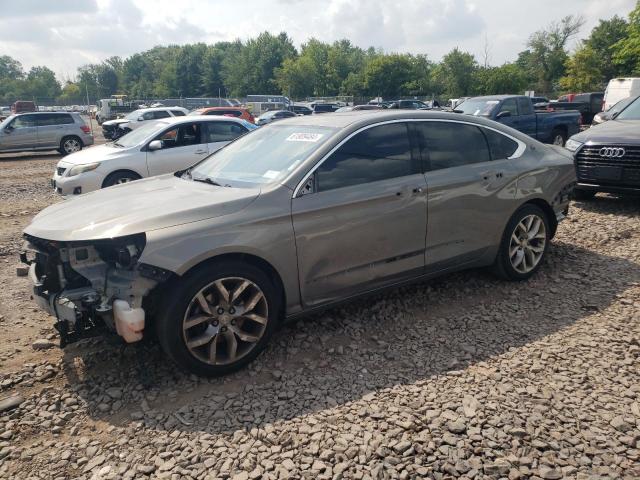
[57,144,136,166]
[572,120,640,144]
[24,175,261,241]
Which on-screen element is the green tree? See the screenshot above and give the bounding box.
[526,15,585,94]
[22,66,61,99]
[433,48,478,98]
[58,81,82,103]
[560,45,607,91]
[364,54,415,98]
[475,63,528,95]
[613,1,640,74]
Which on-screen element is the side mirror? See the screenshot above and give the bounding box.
[148,140,162,151]
[611,111,619,120]
[138,116,144,122]
[496,111,511,119]
[3,126,13,134]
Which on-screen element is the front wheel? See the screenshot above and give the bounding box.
[492,204,550,281]
[155,261,281,376]
[102,170,141,188]
[551,128,567,147]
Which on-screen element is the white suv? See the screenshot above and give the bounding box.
[52,116,256,196]
[101,107,188,140]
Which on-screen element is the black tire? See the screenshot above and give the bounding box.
[551,128,567,147]
[102,170,141,188]
[572,188,596,201]
[59,136,83,156]
[492,204,550,281]
[155,260,281,376]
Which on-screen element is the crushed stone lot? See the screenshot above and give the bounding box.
[0,150,639,480]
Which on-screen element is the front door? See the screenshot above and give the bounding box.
[292,122,427,307]
[414,121,519,271]
[0,114,38,151]
[146,122,209,176]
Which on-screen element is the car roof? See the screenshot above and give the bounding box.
[135,106,186,113]
[271,109,530,133]
[466,95,523,101]
[13,111,75,115]
[195,107,247,112]
[153,115,248,126]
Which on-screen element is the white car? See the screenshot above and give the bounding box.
[101,107,189,140]
[52,116,257,196]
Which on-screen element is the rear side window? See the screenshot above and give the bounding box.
[317,123,415,191]
[205,122,248,142]
[482,128,519,160]
[153,111,171,119]
[415,122,490,171]
[170,110,186,116]
[517,98,533,115]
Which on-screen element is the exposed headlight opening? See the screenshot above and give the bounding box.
[67,162,100,177]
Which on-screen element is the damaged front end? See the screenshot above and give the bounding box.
[21,233,171,347]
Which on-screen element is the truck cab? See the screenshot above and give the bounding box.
[456,95,581,146]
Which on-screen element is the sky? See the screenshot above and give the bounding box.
[0,0,637,80]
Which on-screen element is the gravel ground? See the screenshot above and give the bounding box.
[0,144,639,479]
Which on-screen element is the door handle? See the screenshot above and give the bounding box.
[412,187,424,194]
[194,149,207,154]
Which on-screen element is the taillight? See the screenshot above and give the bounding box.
[80,125,91,134]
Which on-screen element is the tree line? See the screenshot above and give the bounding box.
[1,1,640,105]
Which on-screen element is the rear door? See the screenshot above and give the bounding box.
[203,121,249,154]
[0,114,38,150]
[37,113,73,148]
[146,122,209,176]
[291,122,427,306]
[415,120,520,271]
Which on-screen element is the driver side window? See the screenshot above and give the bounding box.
[155,123,202,149]
[10,115,37,128]
[499,99,518,116]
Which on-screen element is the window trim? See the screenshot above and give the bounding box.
[292,118,526,198]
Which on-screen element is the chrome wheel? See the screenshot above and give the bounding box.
[552,134,565,146]
[182,277,269,365]
[509,214,546,274]
[115,177,133,184]
[63,138,81,153]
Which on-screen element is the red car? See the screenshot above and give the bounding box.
[11,101,37,114]
[189,107,255,124]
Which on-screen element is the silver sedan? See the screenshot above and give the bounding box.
[23,111,576,376]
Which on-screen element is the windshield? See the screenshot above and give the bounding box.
[190,124,337,186]
[455,99,500,116]
[614,96,640,120]
[0,115,15,129]
[112,121,166,148]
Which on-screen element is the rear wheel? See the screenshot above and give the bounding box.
[102,170,141,188]
[59,136,83,156]
[155,261,280,376]
[551,128,567,146]
[573,188,596,200]
[492,204,550,281]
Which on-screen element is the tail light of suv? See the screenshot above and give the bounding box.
[80,125,91,134]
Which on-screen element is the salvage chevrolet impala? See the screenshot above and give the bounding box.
[22,111,576,376]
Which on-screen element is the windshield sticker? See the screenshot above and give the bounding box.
[286,132,324,142]
[487,100,500,104]
[263,170,280,179]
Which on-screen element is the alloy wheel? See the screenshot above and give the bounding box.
[182,277,269,365]
[115,177,133,184]
[509,214,546,274]
[552,135,565,146]
[64,138,81,153]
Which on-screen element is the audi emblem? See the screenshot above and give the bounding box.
[599,147,626,158]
